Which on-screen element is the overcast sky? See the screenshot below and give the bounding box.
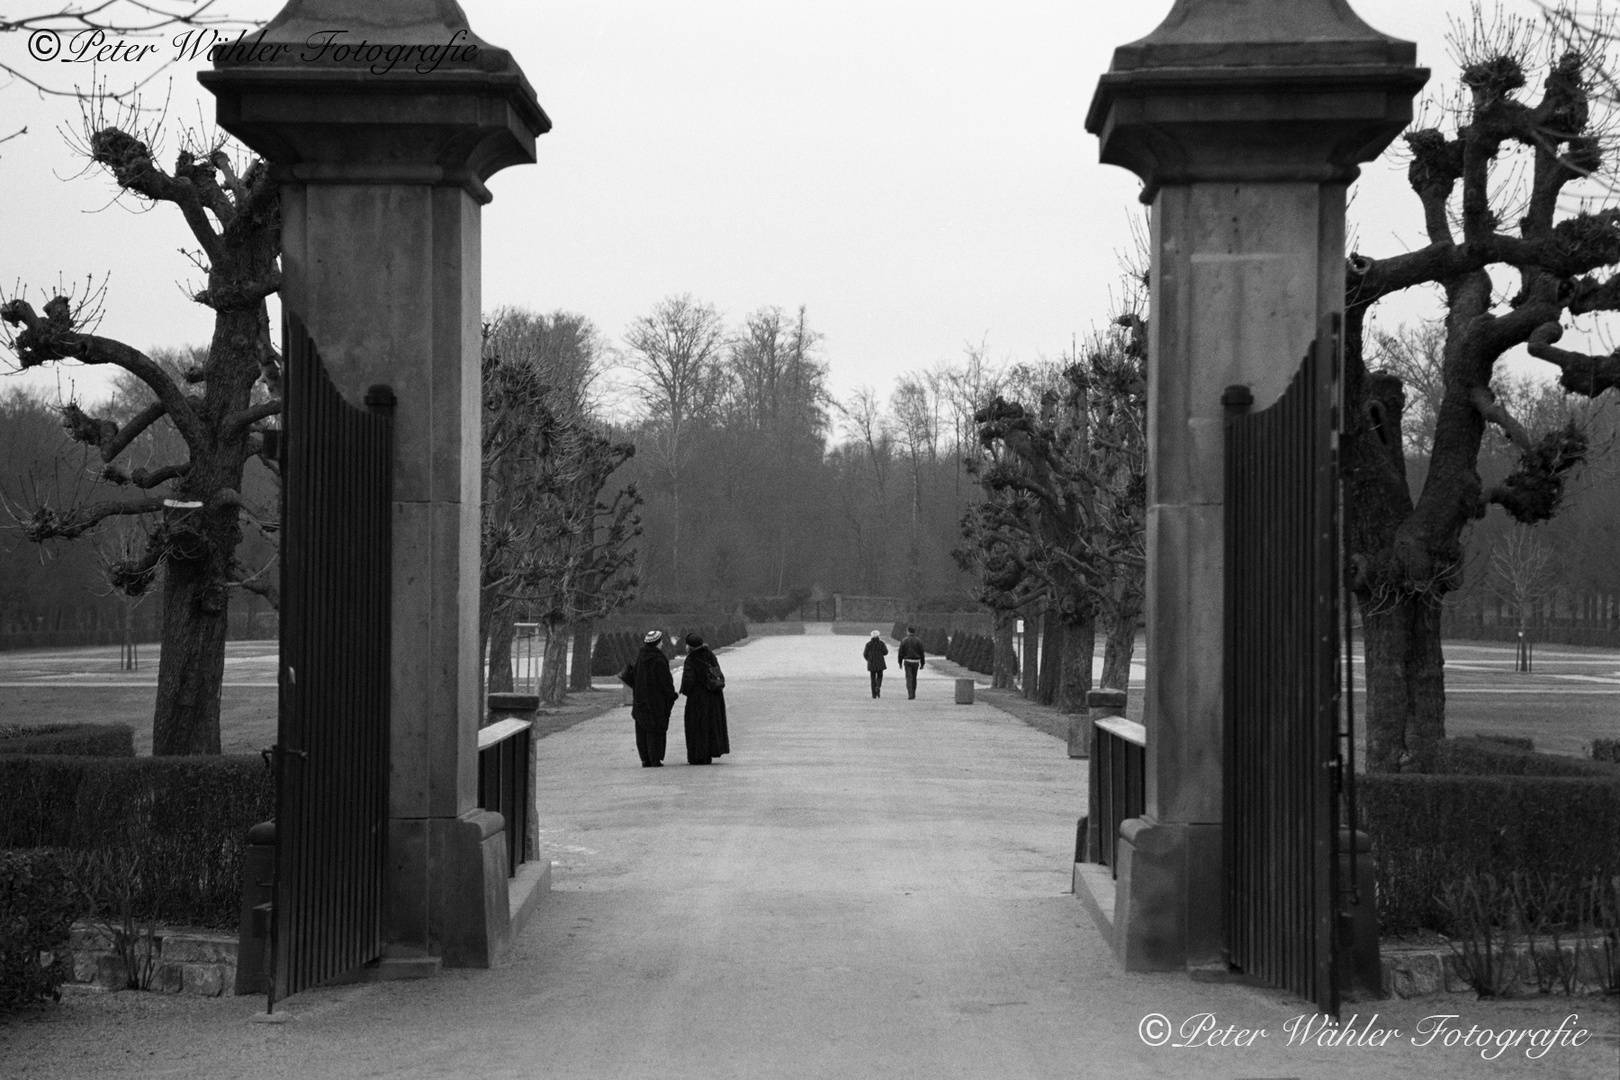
[0,0,1579,411]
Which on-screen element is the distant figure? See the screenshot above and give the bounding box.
[621,629,677,767]
[679,632,730,765]
[897,625,926,700]
[863,630,888,698]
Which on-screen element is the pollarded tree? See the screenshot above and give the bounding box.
[1,118,280,756]
[1344,15,1620,771]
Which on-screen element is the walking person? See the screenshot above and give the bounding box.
[863,630,888,698]
[897,625,926,700]
[621,629,677,767]
[679,632,729,764]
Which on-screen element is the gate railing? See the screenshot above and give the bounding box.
[270,315,393,1010]
[1222,314,1345,1015]
[1092,717,1146,877]
[478,719,533,878]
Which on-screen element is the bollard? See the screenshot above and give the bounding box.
[955,678,974,704]
[235,820,276,995]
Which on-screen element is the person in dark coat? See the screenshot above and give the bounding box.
[897,625,926,699]
[621,629,677,766]
[863,630,888,698]
[678,632,729,764]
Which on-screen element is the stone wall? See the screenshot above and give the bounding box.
[58,923,238,997]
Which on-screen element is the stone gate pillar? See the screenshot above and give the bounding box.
[202,1,549,968]
[1084,0,1424,971]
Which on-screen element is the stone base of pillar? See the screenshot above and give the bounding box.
[1112,817,1223,972]
[388,809,513,969]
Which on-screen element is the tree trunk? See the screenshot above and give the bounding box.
[1100,611,1138,692]
[569,621,594,691]
[991,609,1017,690]
[1056,617,1095,714]
[1361,594,1446,773]
[487,616,516,695]
[1038,615,1062,707]
[151,561,227,755]
[538,618,570,706]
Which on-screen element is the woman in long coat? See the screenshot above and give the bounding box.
[679,632,730,765]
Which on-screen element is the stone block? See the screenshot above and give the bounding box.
[1383,951,1443,998]
[1067,715,1091,759]
[156,962,184,994]
[161,933,236,965]
[70,924,114,951]
[181,963,226,997]
[1113,818,1187,971]
[94,954,127,990]
[954,678,974,704]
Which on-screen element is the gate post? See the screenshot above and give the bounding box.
[1085,0,1424,972]
[203,2,550,970]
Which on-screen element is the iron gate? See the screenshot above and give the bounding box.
[1222,314,1348,1014]
[271,315,394,1007]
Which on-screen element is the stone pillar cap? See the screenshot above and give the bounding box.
[199,0,549,203]
[1086,0,1428,200]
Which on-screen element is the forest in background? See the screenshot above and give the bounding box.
[5,301,1618,645]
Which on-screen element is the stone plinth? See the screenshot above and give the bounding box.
[1085,0,1425,973]
[201,0,549,970]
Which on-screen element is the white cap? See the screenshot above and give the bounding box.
[644,629,663,643]
[871,630,881,637]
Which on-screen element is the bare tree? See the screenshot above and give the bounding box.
[1488,525,1557,634]
[1344,12,1620,771]
[623,295,723,585]
[2,109,279,755]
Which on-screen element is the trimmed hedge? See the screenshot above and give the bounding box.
[0,850,76,1010]
[1594,738,1620,764]
[0,755,274,930]
[1433,736,1620,778]
[1359,772,1620,936]
[0,722,134,757]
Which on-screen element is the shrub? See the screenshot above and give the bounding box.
[1359,773,1620,936]
[0,850,77,1010]
[1594,738,1620,764]
[0,755,275,930]
[0,723,134,757]
[590,632,620,676]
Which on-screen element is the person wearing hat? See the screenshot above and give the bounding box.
[862,630,889,698]
[620,629,677,766]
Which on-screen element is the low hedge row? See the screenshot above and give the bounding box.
[0,755,274,930]
[0,722,134,757]
[1359,771,1620,936]
[890,624,950,656]
[1433,735,1620,778]
[1594,738,1620,764]
[946,632,997,675]
[591,621,751,675]
[0,850,76,1010]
